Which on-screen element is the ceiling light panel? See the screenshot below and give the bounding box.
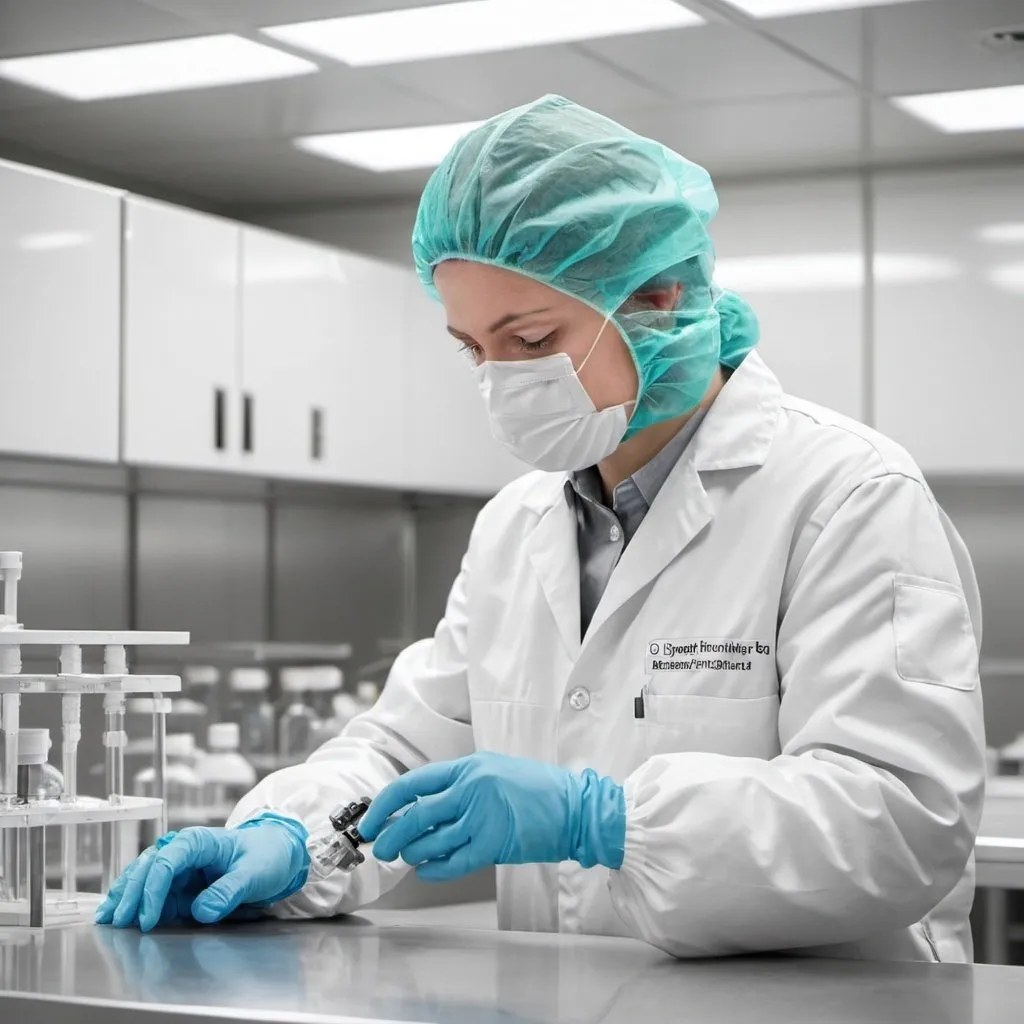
[721,0,928,16]
[892,85,1024,133]
[295,121,485,172]
[263,0,703,67]
[0,35,318,101]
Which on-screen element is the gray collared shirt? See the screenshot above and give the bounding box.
[565,409,707,639]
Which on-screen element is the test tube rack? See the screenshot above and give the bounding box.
[0,551,189,929]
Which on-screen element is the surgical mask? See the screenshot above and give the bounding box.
[474,315,635,472]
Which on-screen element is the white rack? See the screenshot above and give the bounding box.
[0,551,189,929]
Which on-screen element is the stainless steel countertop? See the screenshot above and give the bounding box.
[1,902,1023,1024]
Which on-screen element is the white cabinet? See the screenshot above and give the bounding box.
[122,197,242,472]
[0,159,122,463]
[239,227,345,480]
[400,276,528,495]
[318,251,408,488]
[873,166,1024,474]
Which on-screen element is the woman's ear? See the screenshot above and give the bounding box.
[631,282,683,311]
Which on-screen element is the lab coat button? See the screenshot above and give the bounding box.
[568,686,591,711]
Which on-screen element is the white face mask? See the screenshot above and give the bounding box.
[474,315,634,472]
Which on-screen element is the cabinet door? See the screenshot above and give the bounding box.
[240,228,345,480]
[123,197,241,471]
[400,276,527,495]
[0,160,121,463]
[320,251,407,488]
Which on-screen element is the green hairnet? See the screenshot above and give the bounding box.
[412,94,759,439]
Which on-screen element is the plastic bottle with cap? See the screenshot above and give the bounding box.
[227,667,275,762]
[355,681,380,715]
[278,668,318,762]
[183,664,222,726]
[16,728,64,801]
[133,733,201,829]
[197,722,257,821]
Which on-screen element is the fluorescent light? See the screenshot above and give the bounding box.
[19,231,90,251]
[715,252,959,292]
[892,85,1024,134]
[990,262,1024,294]
[296,121,484,172]
[0,35,317,101]
[263,0,703,67]
[978,223,1024,245]
[722,0,927,16]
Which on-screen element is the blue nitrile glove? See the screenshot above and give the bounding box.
[94,813,310,932]
[358,751,625,882]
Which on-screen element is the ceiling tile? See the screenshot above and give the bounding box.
[615,93,863,178]
[0,0,197,58]
[869,97,1024,164]
[756,0,1024,94]
[99,138,435,204]
[580,17,849,102]
[144,0,444,32]
[0,67,459,155]
[375,45,668,119]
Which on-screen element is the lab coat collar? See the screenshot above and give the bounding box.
[517,351,783,655]
[517,350,783,518]
[691,351,782,472]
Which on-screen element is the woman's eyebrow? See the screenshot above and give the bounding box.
[447,307,554,340]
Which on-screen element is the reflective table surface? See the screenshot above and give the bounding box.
[1,902,1023,1024]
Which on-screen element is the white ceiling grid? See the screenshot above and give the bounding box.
[0,0,1020,208]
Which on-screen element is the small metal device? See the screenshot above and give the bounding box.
[306,797,371,879]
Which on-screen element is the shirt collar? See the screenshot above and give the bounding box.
[565,403,708,512]
[529,352,783,518]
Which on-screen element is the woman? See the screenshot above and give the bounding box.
[97,95,985,962]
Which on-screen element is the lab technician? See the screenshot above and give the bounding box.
[97,95,986,962]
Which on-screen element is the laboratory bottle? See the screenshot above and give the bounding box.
[198,723,256,821]
[308,666,343,720]
[278,668,318,762]
[15,729,64,801]
[5,730,63,904]
[133,733,202,828]
[227,667,275,760]
[356,681,380,715]
[183,664,223,725]
[999,733,1024,775]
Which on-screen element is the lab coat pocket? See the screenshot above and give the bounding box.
[642,693,780,760]
[892,574,977,691]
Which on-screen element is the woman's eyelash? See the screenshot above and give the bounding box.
[516,331,557,352]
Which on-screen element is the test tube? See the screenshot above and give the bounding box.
[1,693,20,903]
[152,695,169,837]
[59,676,82,907]
[101,691,126,892]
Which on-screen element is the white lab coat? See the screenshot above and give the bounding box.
[229,352,985,962]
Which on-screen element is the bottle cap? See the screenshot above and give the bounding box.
[185,665,220,688]
[17,728,51,765]
[208,722,240,751]
[165,733,196,758]
[281,667,313,693]
[306,666,343,692]
[230,667,270,692]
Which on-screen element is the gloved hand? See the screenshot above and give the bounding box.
[94,813,310,932]
[358,751,625,882]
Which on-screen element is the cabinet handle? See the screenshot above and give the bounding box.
[214,388,226,451]
[242,393,254,453]
[311,407,324,461]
